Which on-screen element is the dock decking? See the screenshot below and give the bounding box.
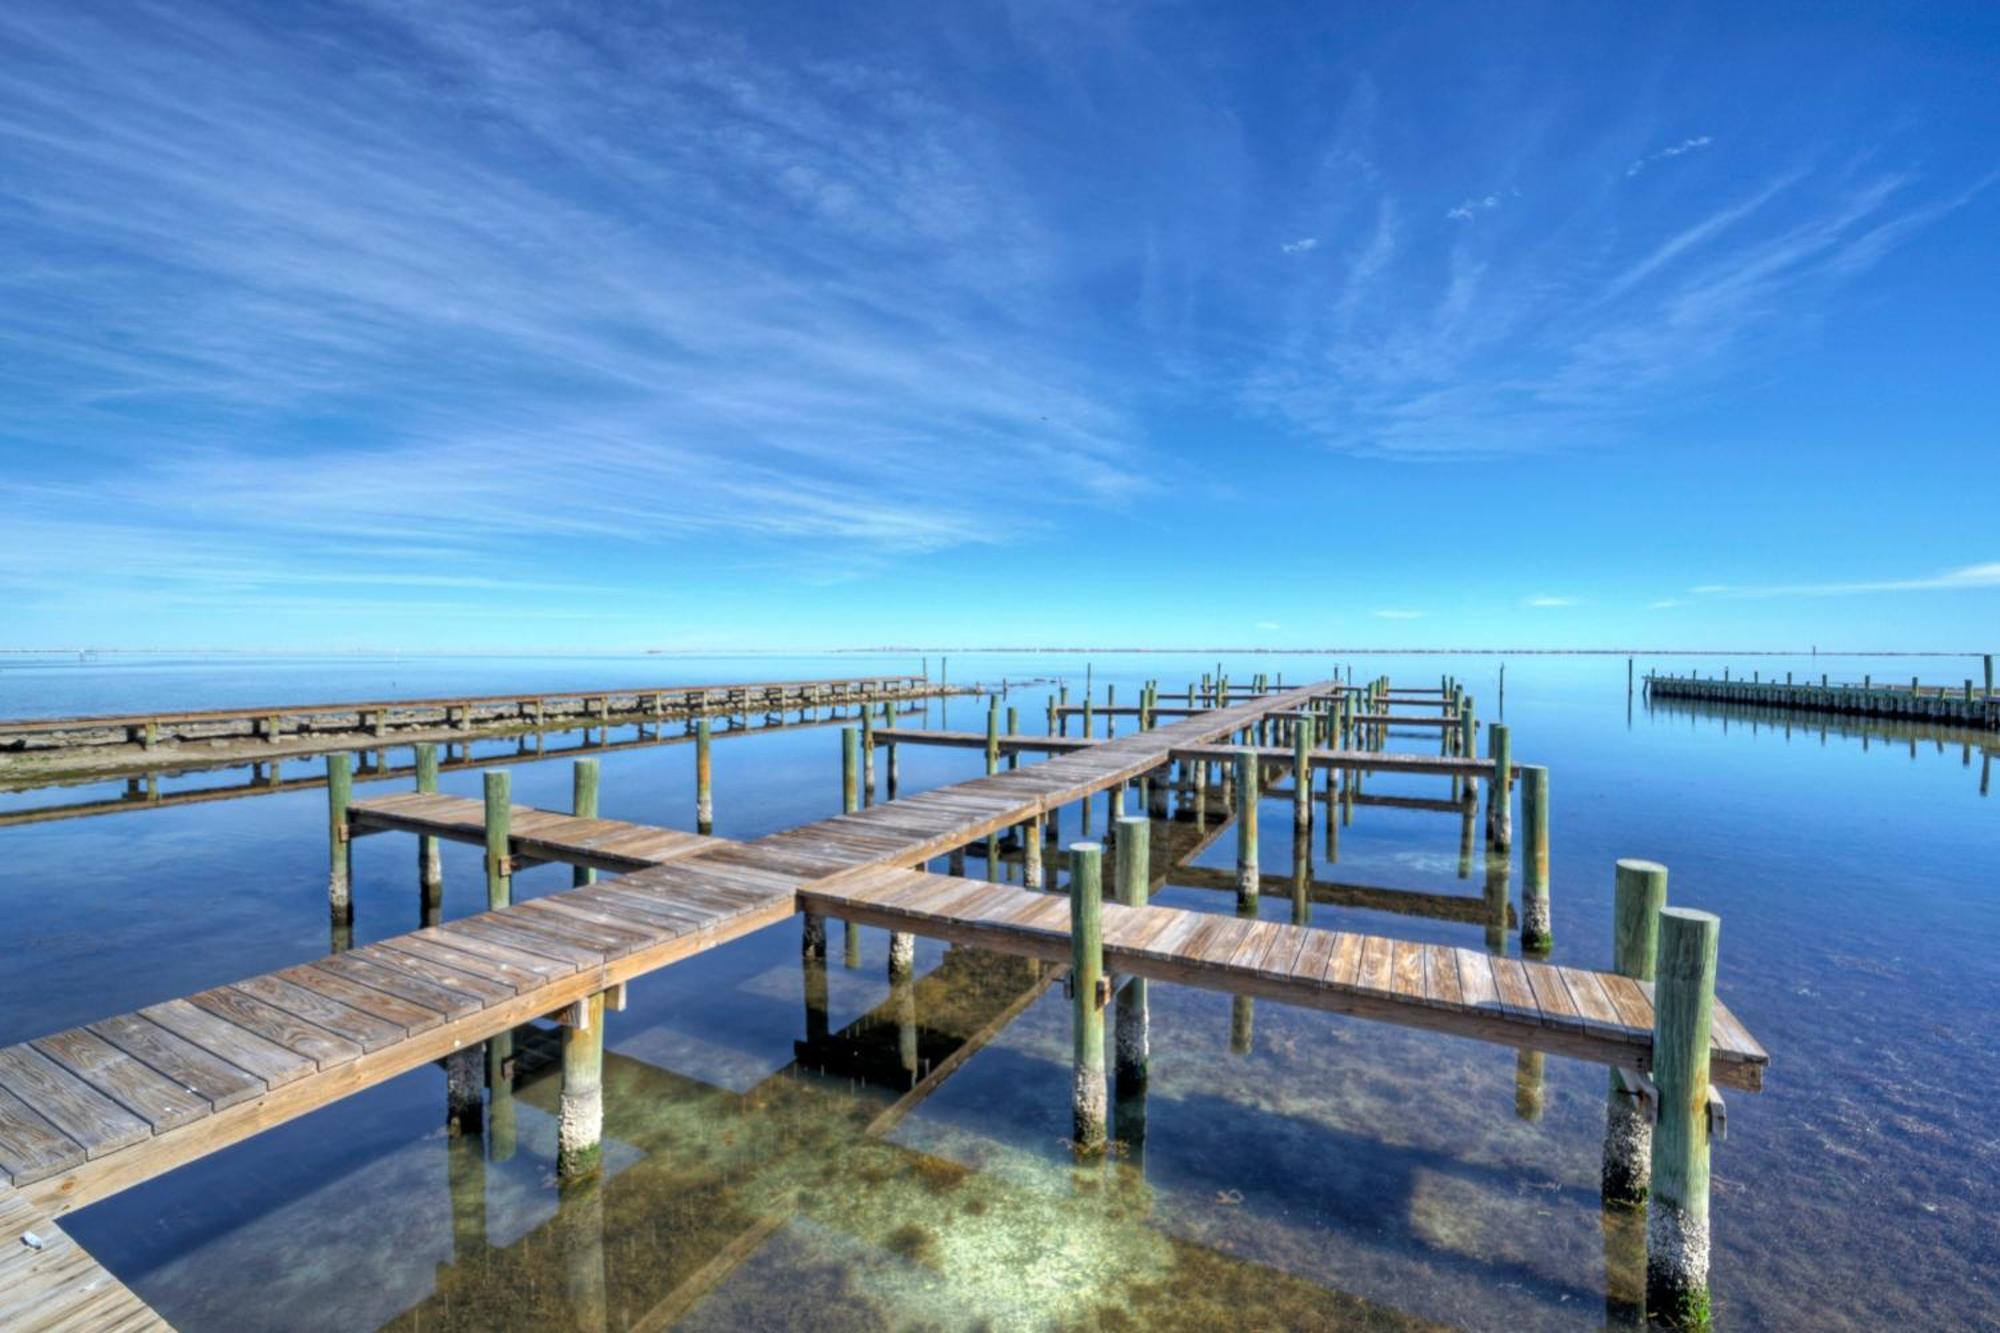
[0,1186,168,1331]
[1647,670,1997,730]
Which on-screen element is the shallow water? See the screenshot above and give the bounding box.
[3,651,1995,1329]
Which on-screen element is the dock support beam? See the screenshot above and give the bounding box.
[1023,813,1044,890]
[572,759,598,888]
[1070,842,1107,1158]
[415,743,442,918]
[1647,907,1720,1329]
[695,718,713,834]
[1520,764,1551,953]
[327,753,353,926]
[484,770,512,908]
[1605,859,1667,1206]
[841,726,862,966]
[558,991,607,1179]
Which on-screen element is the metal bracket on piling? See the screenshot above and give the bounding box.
[1614,1065,1727,1141]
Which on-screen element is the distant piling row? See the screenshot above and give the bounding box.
[1647,662,1996,730]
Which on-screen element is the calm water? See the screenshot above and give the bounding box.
[2,652,1994,1330]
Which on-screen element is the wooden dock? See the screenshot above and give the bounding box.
[0,673,959,779]
[1647,668,1996,730]
[0,675,1768,1324]
[0,1186,168,1331]
[876,727,1515,779]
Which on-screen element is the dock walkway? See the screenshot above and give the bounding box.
[0,678,1765,1266]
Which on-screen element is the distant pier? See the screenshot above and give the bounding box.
[1646,657,1996,731]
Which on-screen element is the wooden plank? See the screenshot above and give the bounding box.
[283,965,446,1036]
[1558,966,1627,1037]
[88,1013,265,1111]
[1599,973,1655,1033]
[1290,927,1338,985]
[364,940,525,1003]
[1487,958,1540,1020]
[1454,949,1498,1012]
[447,915,606,971]
[140,998,315,1089]
[234,975,406,1054]
[29,1029,209,1133]
[1391,940,1427,1002]
[1522,962,1584,1033]
[1324,932,1364,987]
[186,987,362,1069]
[312,953,483,1021]
[0,1046,151,1159]
[1423,945,1464,1010]
[1355,936,1394,994]
[0,1083,84,1185]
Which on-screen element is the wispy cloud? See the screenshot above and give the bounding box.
[1648,598,1687,610]
[1688,563,2000,599]
[1523,594,1578,608]
[1445,194,1501,221]
[1280,237,1319,254]
[1627,135,1714,178]
[0,2,1147,622]
[1372,609,1424,620]
[1254,620,1281,630]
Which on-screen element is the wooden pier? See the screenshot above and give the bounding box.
[0,674,1767,1326]
[1647,663,1996,730]
[0,673,960,780]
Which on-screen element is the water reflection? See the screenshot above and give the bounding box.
[1647,695,1997,795]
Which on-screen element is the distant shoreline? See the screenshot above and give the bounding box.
[0,647,1985,659]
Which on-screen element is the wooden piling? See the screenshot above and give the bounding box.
[1486,722,1512,849]
[1605,859,1667,1207]
[414,742,443,919]
[557,992,606,1179]
[862,708,876,804]
[572,759,599,888]
[1113,814,1150,1147]
[327,753,353,924]
[1292,715,1314,832]
[483,770,512,908]
[695,718,714,834]
[1070,842,1108,1158]
[1234,748,1260,908]
[1647,907,1720,1329]
[1520,764,1551,953]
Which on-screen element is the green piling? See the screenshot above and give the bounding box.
[557,992,606,1179]
[1292,715,1314,831]
[1070,842,1108,1157]
[1520,764,1551,953]
[1486,722,1512,850]
[1235,748,1260,909]
[415,743,441,917]
[572,759,599,888]
[695,718,714,834]
[1647,907,1720,1329]
[483,770,511,909]
[1605,859,1668,1207]
[327,753,353,924]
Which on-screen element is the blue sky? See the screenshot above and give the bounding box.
[3,2,1996,651]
